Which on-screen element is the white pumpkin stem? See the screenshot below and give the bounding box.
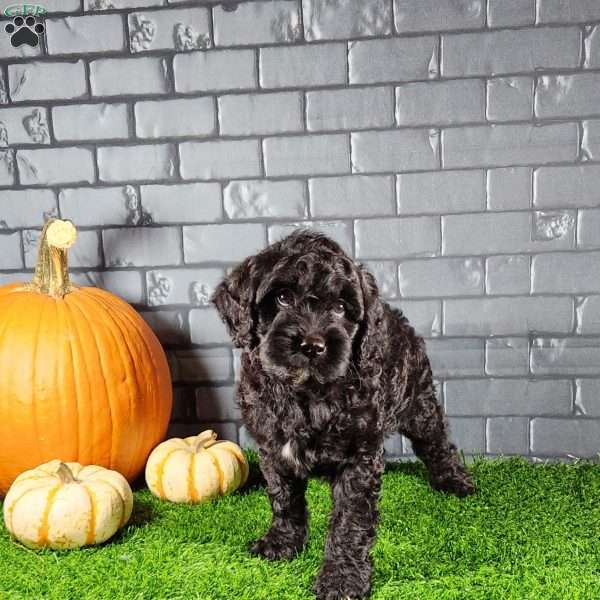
[54,462,76,484]
[193,430,218,452]
[28,219,78,299]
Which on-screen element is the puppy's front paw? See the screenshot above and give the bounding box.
[312,560,371,600]
[249,529,305,561]
[431,464,475,497]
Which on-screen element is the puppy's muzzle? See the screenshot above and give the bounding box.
[300,334,326,359]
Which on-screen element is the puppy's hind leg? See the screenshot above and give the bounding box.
[400,372,475,497]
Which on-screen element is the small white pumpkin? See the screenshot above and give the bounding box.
[145,429,249,503]
[3,459,133,550]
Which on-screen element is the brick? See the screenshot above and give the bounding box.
[356,217,440,259]
[427,338,483,377]
[98,144,176,183]
[443,212,573,256]
[445,379,572,416]
[399,257,483,298]
[307,87,394,131]
[0,106,49,145]
[531,419,600,457]
[443,123,578,169]
[0,189,56,228]
[447,418,485,454]
[90,57,168,96]
[485,337,529,376]
[487,77,533,122]
[582,120,600,160]
[141,183,222,224]
[46,15,125,54]
[444,297,573,336]
[146,268,224,307]
[225,180,306,219]
[532,252,600,294]
[536,74,600,119]
[0,150,15,185]
[485,255,530,295]
[219,92,303,136]
[578,209,600,249]
[269,221,353,256]
[584,26,600,68]
[389,299,441,337]
[352,129,438,173]
[487,418,529,455]
[86,0,162,8]
[190,308,230,345]
[103,227,182,267]
[180,139,261,180]
[442,27,581,77]
[128,7,210,53]
[238,425,257,450]
[487,0,535,27]
[17,147,95,186]
[233,348,242,382]
[264,134,350,177]
[397,170,485,214]
[575,379,600,417]
[8,61,86,101]
[173,348,231,382]
[534,166,600,209]
[135,97,215,139]
[184,223,265,263]
[486,167,532,211]
[53,104,129,141]
[310,175,394,218]
[304,0,391,40]
[383,433,403,458]
[170,387,196,422]
[0,233,22,269]
[260,44,346,88]
[531,337,600,376]
[24,229,101,269]
[363,261,398,298]
[71,270,144,305]
[59,186,135,226]
[141,310,188,345]
[349,36,438,84]
[167,422,238,442]
[213,0,301,46]
[196,386,238,422]
[174,49,256,93]
[396,79,484,126]
[0,273,29,286]
[537,0,600,23]
[577,296,600,335]
[394,0,483,33]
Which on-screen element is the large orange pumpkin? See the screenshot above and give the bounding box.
[0,219,173,495]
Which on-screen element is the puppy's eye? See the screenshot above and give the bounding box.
[332,300,346,316]
[276,289,294,308]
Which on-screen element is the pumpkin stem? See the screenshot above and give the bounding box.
[193,430,218,452]
[54,462,76,484]
[28,219,78,299]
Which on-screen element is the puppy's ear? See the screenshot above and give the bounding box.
[211,257,257,349]
[355,264,384,370]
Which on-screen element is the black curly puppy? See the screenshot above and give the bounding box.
[212,230,474,600]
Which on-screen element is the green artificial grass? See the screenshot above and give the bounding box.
[2,455,600,599]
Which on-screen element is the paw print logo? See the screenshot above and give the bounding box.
[5,16,44,48]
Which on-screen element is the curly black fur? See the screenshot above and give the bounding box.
[212,230,475,600]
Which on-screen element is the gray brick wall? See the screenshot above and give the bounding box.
[1,0,599,460]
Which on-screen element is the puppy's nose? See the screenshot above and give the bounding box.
[300,334,326,359]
